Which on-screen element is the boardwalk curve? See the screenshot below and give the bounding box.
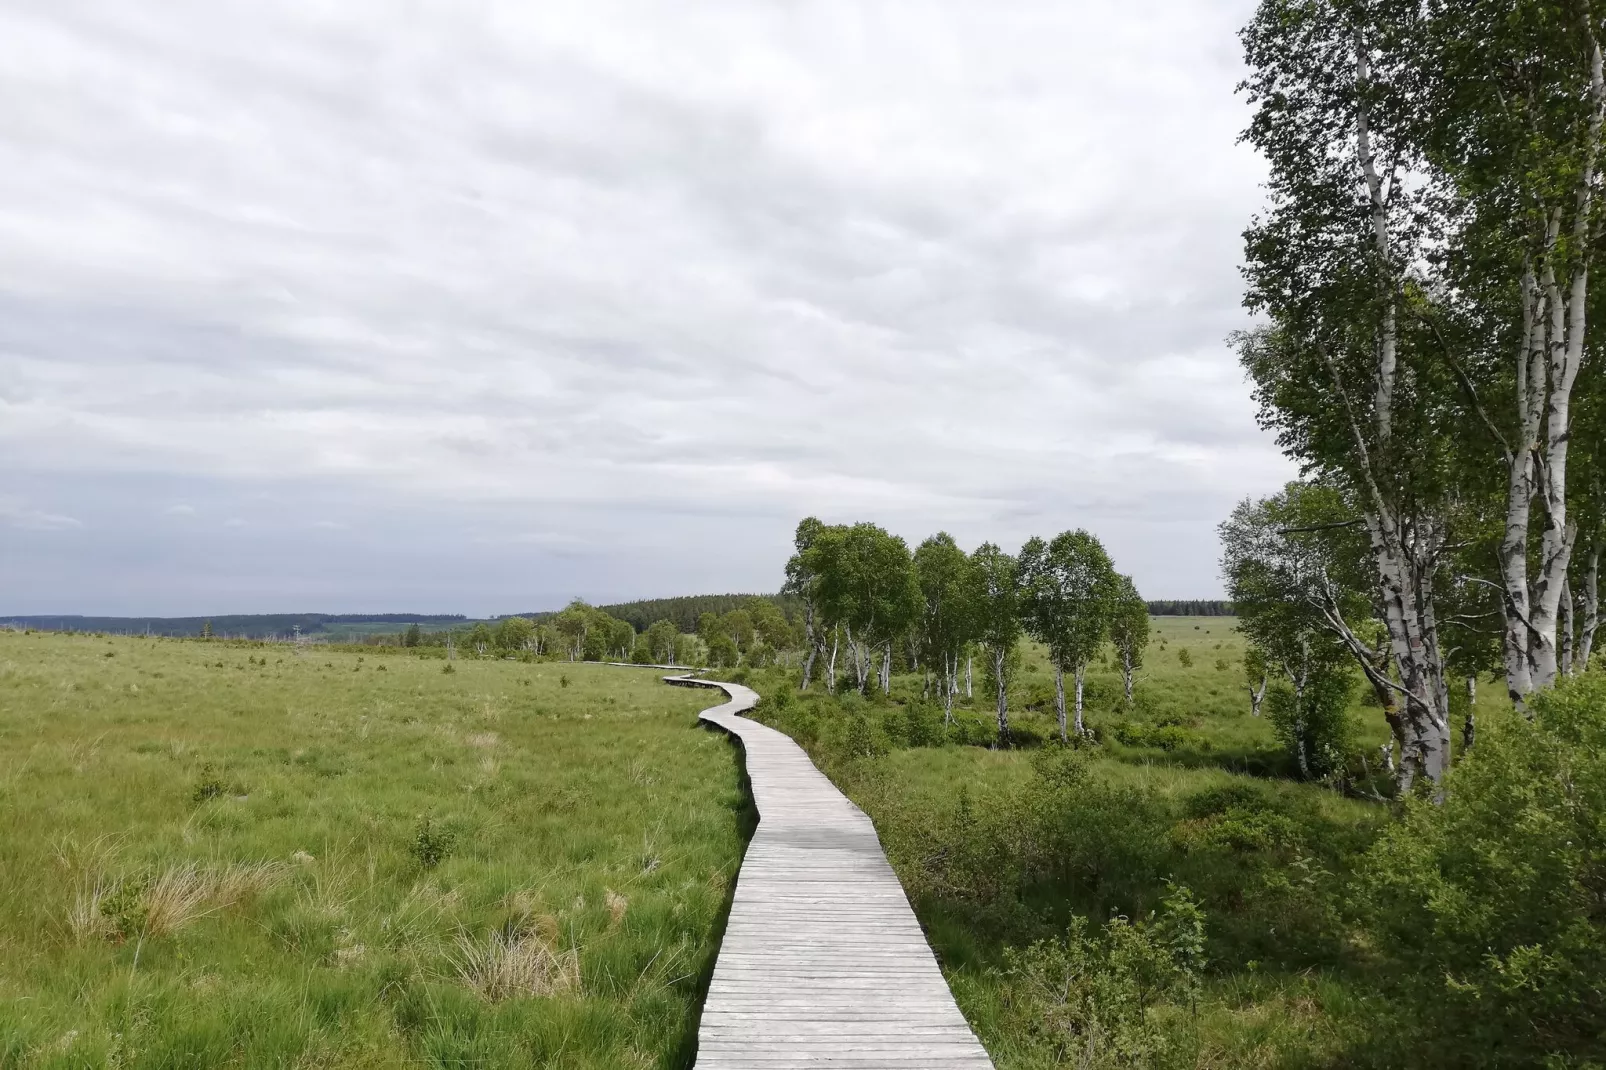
[665,673,996,1070]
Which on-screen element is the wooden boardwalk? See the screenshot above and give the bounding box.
[666,674,996,1070]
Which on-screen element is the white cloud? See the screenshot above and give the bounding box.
[0,0,1285,613]
[0,496,83,531]
[164,503,196,515]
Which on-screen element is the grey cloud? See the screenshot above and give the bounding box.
[0,0,1285,615]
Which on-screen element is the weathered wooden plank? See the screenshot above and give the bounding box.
[668,674,996,1070]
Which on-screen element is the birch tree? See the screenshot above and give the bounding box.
[1240,0,1456,782]
[1108,575,1150,706]
[970,542,1022,741]
[1221,488,1362,779]
[815,523,920,694]
[1019,531,1120,740]
[1423,0,1606,703]
[914,532,977,724]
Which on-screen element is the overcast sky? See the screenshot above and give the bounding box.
[0,0,1290,617]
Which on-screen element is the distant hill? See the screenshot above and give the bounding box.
[2,613,467,639]
[1146,600,1234,616]
[524,593,801,633]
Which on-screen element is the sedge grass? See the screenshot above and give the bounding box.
[0,631,748,1069]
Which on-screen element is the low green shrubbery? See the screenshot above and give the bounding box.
[743,666,1606,1068]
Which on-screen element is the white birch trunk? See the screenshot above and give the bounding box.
[1580,542,1601,671]
[1328,39,1453,788]
[1248,672,1268,718]
[1072,664,1087,737]
[965,655,973,699]
[1121,648,1135,704]
[942,653,955,724]
[800,601,817,690]
[993,648,1008,740]
[1462,674,1476,753]
[1560,579,1575,677]
[1053,664,1067,742]
[1500,36,1603,701]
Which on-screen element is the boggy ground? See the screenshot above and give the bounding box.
[0,632,749,1070]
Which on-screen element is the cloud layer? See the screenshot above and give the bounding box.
[0,0,1288,616]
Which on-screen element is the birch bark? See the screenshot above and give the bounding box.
[1072,664,1087,738]
[993,648,1009,740]
[1053,665,1067,742]
[1248,672,1268,718]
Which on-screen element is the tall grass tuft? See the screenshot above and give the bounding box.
[453,922,581,1001]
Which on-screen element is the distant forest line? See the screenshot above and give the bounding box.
[4,598,1233,638]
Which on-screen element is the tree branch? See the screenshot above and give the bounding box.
[1408,304,1513,462]
[1277,519,1366,535]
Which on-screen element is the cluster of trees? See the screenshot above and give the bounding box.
[784,519,1149,742]
[1231,0,1606,791]
[695,602,798,668]
[394,599,798,668]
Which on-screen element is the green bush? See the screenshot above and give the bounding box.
[190,763,230,803]
[900,701,944,748]
[1357,675,1606,1065]
[1264,667,1354,779]
[841,713,888,760]
[1002,884,1206,1067]
[408,814,457,869]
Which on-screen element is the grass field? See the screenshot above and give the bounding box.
[0,632,747,1070]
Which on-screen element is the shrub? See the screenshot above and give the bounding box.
[842,713,888,760]
[409,815,457,869]
[1002,885,1206,1066]
[190,763,230,803]
[1357,676,1606,1064]
[900,701,944,748]
[1264,667,1353,779]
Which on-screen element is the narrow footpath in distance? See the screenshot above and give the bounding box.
[667,673,996,1070]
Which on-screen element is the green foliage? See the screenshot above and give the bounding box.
[408,814,457,869]
[706,633,739,668]
[1109,574,1150,680]
[913,531,977,706]
[1264,665,1355,780]
[491,614,534,654]
[190,762,231,803]
[1018,530,1120,678]
[1176,648,1192,668]
[1358,675,1606,1063]
[643,618,680,664]
[1003,887,1206,1069]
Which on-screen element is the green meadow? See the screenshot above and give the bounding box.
[0,632,747,1070]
